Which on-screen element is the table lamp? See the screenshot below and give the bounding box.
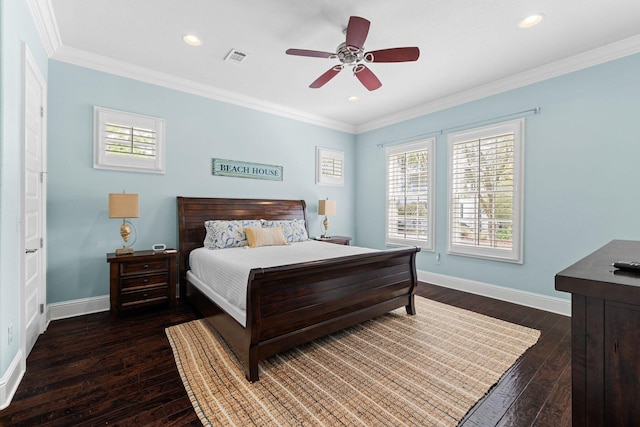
[109,192,139,256]
[318,199,336,238]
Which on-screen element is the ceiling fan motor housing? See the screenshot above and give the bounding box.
[285,16,419,91]
[336,42,364,64]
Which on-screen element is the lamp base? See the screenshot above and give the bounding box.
[115,247,134,256]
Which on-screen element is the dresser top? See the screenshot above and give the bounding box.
[555,240,640,300]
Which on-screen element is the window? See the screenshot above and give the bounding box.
[316,147,344,186]
[448,118,524,263]
[386,138,435,250]
[94,107,165,173]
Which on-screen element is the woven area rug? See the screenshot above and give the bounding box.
[166,297,540,427]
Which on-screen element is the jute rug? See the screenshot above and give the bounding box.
[166,297,540,426]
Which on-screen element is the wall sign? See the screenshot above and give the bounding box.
[212,158,283,181]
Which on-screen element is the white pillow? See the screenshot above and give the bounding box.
[203,219,262,249]
[260,219,309,243]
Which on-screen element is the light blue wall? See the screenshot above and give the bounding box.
[46,60,356,303]
[0,0,48,380]
[355,52,640,299]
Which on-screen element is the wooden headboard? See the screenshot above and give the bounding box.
[176,197,309,291]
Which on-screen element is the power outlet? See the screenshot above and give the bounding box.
[8,324,13,344]
[435,253,441,265]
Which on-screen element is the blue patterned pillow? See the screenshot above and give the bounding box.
[261,219,309,243]
[204,220,262,249]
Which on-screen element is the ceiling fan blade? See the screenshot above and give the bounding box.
[345,16,370,49]
[286,48,335,58]
[364,47,420,63]
[310,66,342,88]
[354,64,382,91]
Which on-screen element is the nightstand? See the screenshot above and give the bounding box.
[107,249,179,320]
[312,236,352,245]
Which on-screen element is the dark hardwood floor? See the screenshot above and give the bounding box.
[0,283,571,426]
[426,285,573,427]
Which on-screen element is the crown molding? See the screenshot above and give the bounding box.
[27,0,355,133]
[26,0,62,57]
[27,0,640,136]
[51,46,356,134]
[356,34,640,134]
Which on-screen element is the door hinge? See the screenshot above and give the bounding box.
[40,304,44,314]
[40,238,44,248]
[40,106,44,117]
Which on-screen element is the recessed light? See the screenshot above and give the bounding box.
[348,96,359,102]
[183,34,202,46]
[519,13,544,29]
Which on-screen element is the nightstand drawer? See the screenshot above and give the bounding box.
[120,260,168,275]
[120,273,168,290]
[120,286,169,307]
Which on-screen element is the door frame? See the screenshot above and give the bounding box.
[21,42,48,357]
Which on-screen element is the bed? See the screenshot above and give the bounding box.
[177,196,421,381]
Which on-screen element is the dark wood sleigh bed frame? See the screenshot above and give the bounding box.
[177,196,421,381]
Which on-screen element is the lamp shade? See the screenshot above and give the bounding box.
[109,193,139,218]
[318,199,336,216]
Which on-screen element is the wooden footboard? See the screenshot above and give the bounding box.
[177,196,421,381]
[244,246,419,381]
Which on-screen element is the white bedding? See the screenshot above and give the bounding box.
[188,240,376,326]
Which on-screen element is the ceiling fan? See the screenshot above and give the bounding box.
[285,16,420,91]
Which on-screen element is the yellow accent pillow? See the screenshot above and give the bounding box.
[245,227,288,248]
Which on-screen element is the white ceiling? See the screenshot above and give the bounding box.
[36,0,640,133]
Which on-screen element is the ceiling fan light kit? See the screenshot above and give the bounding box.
[286,16,420,91]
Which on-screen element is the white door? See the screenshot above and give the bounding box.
[22,44,47,356]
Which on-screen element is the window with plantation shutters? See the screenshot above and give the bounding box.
[94,107,165,173]
[321,156,342,179]
[385,138,434,250]
[448,118,524,263]
[316,147,344,186]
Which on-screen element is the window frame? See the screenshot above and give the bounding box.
[316,147,344,186]
[385,138,435,251]
[93,106,166,174]
[447,118,524,263]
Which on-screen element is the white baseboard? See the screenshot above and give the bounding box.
[47,295,110,321]
[0,350,25,410]
[418,270,571,317]
[45,275,569,321]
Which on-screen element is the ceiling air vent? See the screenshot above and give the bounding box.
[224,49,247,64]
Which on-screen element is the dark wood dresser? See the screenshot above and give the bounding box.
[555,239,640,426]
[107,250,179,320]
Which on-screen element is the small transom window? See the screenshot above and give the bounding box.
[94,107,165,174]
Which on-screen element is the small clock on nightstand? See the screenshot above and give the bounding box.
[312,235,352,246]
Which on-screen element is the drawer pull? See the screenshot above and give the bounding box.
[143,279,149,283]
[143,293,148,298]
[143,264,149,269]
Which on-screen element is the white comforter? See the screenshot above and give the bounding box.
[188,240,376,320]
